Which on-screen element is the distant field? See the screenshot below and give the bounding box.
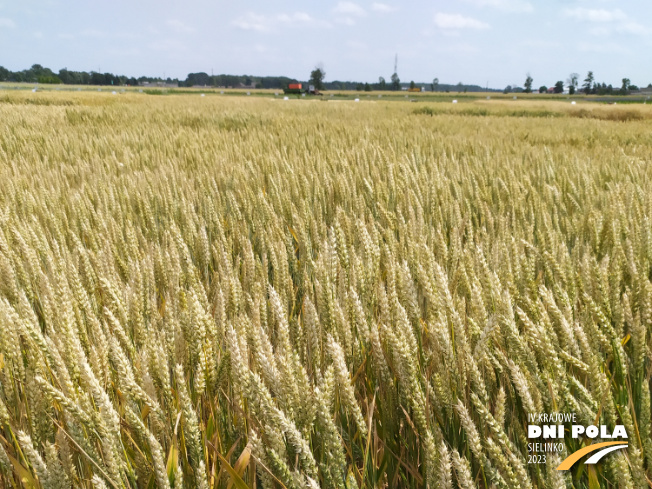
[2,81,652,104]
[0,91,651,488]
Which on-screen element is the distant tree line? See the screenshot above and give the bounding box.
[521,71,642,96]
[0,64,497,92]
[326,80,495,92]
[0,64,175,86]
[182,72,492,92]
[183,72,299,89]
[4,64,645,95]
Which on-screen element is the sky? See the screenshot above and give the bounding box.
[1,0,651,89]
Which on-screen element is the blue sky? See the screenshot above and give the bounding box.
[1,0,651,88]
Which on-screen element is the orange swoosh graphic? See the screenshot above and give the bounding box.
[556,442,628,470]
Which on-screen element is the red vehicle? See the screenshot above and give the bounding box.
[283,83,322,95]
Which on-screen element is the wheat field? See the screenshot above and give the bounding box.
[0,91,651,488]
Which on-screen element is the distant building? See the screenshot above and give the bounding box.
[140,81,178,88]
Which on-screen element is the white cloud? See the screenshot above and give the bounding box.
[434,13,489,30]
[277,12,313,23]
[466,0,533,13]
[232,12,318,32]
[563,8,626,22]
[563,7,647,36]
[372,3,397,13]
[232,13,268,32]
[166,20,194,34]
[618,22,647,35]
[0,17,15,28]
[336,17,357,26]
[577,41,628,54]
[333,2,366,16]
[589,21,647,36]
[332,2,366,26]
[521,39,562,49]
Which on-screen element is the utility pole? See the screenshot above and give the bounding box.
[394,54,398,75]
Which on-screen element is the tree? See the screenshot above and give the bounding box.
[554,81,564,94]
[378,76,386,90]
[539,86,548,93]
[567,73,579,95]
[186,72,210,86]
[364,82,372,92]
[90,71,105,85]
[38,75,62,84]
[58,68,75,84]
[391,72,400,90]
[582,71,594,95]
[524,73,533,93]
[409,80,416,90]
[431,77,439,92]
[620,78,631,95]
[309,66,325,91]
